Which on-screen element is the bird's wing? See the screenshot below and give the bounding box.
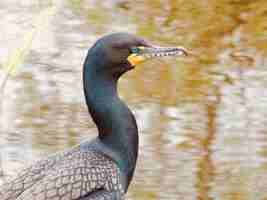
[79,189,124,200]
[0,148,76,200]
[1,149,124,200]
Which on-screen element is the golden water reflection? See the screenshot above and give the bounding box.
[1,0,267,199]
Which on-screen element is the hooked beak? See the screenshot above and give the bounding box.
[127,46,188,66]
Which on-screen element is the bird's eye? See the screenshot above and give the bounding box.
[130,47,140,54]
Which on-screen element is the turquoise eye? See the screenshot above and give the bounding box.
[131,47,140,54]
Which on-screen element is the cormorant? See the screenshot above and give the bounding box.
[0,33,187,200]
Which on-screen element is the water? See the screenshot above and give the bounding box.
[1,0,267,199]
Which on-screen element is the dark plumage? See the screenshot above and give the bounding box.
[0,33,187,200]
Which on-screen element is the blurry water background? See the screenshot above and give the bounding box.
[1,0,267,199]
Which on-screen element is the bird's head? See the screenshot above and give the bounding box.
[86,33,188,79]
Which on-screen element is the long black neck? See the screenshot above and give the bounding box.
[83,51,139,188]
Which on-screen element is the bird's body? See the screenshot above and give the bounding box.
[0,33,187,200]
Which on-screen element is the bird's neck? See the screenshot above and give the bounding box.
[83,62,138,188]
